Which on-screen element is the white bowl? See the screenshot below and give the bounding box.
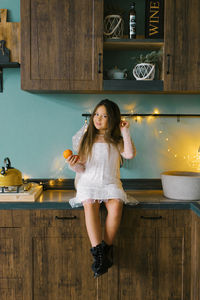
[161,171,200,200]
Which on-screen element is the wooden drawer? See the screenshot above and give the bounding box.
[120,208,191,234]
[30,210,86,235]
[120,208,175,230]
[0,210,29,227]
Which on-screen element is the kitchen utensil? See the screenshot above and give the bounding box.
[107,66,127,79]
[0,183,43,202]
[0,9,20,62]
[0,157,23,186]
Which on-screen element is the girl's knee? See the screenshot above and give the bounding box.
[83,201,100,212]
[106,199,123,214]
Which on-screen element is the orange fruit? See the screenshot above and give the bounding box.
[63,149,73,159]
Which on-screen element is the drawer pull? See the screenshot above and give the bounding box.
[166,54,171,74]
[98,53,102,73]
[55,216,77,220]
[140,216,162,220]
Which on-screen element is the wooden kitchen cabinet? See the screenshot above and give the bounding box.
[21,0,103,92]
[30,210,97,300]
[99,208,191,300]
[21,0,200,93]
[0,207,197,299]
[164,0,200,92]
[0,210,31,300]
[191,211,200,300]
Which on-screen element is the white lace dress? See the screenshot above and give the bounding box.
[69,142,127,208]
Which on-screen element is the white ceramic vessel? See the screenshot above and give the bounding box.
[161,171,200,200]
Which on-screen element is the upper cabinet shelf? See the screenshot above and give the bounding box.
[104,39,164,51]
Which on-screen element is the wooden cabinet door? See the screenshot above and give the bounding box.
[116,209,158,300]
[114,208,191,300]
[0,227,30,300]
[156,227,187,300]
[30,210,97,300]
[0,210,31,300]
[191,212,200,300]
[156,210,191,300]
[164,0,200,92]
[118,226,156,300]
[21,0,103,91]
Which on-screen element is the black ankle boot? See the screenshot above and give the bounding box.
[101,240,113,268]
[90,243,109,278]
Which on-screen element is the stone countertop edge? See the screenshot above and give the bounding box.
[1,202,200,218]
[0,201,197,210]
[0,189,200,217]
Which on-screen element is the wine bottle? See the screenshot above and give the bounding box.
[129,2,136,39]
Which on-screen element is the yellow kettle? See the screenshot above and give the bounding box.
[0,157,23,187]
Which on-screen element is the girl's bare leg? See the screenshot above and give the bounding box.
[104,199,123,245]
[83,201,102,247]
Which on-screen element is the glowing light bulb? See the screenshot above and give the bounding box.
[23,174,31,180]
[49,180,54,186]
[136,116,142,123]
[165,138,169,141]
[153,108,159,114]
[159,130,163,134]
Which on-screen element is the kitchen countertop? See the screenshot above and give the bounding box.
[0,190,200,216]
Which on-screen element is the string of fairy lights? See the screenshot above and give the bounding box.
[119,108,200,171]
[23,108,200,183]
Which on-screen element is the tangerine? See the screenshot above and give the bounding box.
[63,149,73,159]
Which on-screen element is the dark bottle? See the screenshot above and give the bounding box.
[129,2,136,39]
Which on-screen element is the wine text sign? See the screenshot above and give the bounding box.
[145,0,164,39]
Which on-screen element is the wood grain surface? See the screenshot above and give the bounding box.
[0,9,20,63]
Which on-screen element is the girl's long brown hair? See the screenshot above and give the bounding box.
[78,99,123,160]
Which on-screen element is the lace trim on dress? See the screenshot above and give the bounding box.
[82,198,124,204]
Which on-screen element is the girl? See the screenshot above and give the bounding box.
[66,99,136,278]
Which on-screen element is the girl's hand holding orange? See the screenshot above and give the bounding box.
[67,155,79,166]
[63,149,79,166]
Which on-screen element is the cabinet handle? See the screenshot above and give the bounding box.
[55,216,77,220]
[166,54,171,74]
[140,216,162,220]
[98,53,102,74]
